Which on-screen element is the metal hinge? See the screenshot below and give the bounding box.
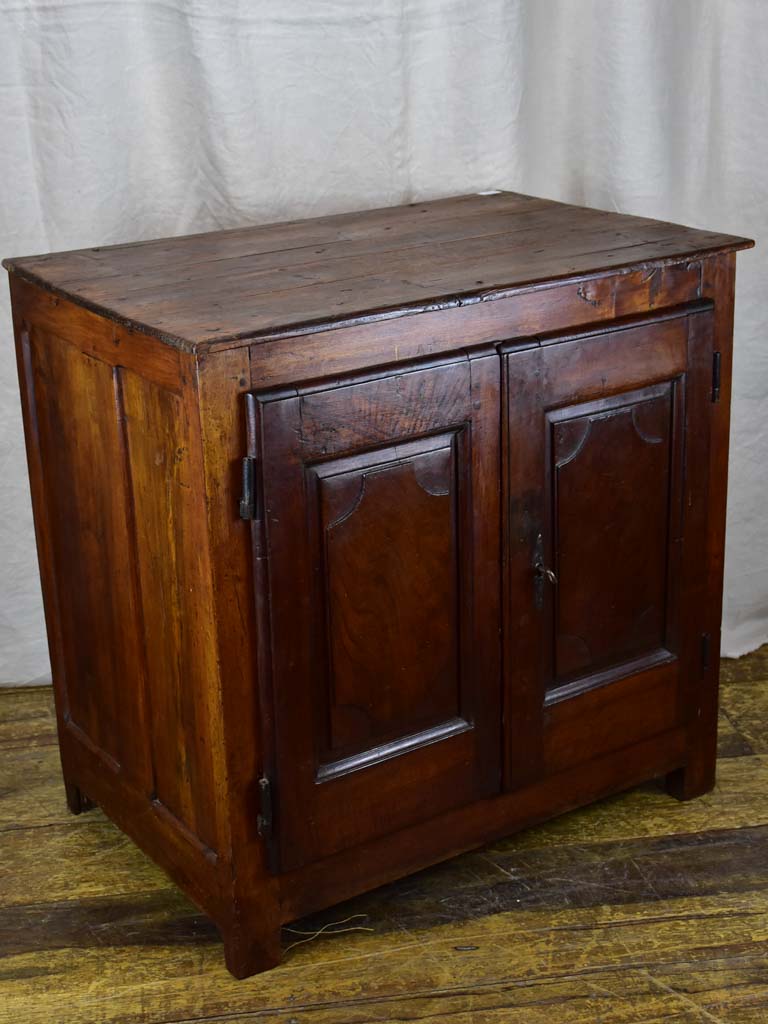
[256,776,273,837]
[701,632,711,674]
[711,351,722,403]
[239,456,259,520]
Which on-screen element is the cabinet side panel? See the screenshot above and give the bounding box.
[11,277,226,865]
[667,251,737,797]
[121,368,223,852]
[20,325,152,786]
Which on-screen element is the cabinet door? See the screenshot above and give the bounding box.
[251,353,501,870]
[503,307,714,785]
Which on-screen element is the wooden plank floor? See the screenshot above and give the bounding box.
[2,648,768,1024]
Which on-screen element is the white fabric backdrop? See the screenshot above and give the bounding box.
[1,0,766,684]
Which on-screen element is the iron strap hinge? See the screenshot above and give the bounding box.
[701,632,711,674]
[711,351,722,403]
[239,456,260,520]
[256,776,273,838]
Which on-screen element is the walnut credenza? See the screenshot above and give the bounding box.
[4,192,753,977]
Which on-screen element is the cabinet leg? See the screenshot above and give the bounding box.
[222,921,282,979]
[666,710,719,801]
[64,779,96,815]
[665,757,716,802]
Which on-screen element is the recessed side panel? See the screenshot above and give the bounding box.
[311,435,463,774]
[20,327,151,786]
[547,382,683,689]
[121,369,223,852]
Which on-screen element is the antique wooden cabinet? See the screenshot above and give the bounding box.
[4,192,753,977]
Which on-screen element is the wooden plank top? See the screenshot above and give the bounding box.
[3,192,753,353]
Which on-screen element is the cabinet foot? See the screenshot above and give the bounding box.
[222,923,282,979]
[64,780,96,815]
[665,760,716,802]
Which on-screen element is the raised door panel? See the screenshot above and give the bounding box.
[252,354,501,870]
[549,382,682,685]
[504,307,713,784]
[311,436,464,775]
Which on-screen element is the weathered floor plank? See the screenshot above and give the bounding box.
[720,646,768,685]
[0,818,169,907]
[0,744,73,831]
[719,683,768,756]
[0,685,57,751]
[0,646,765,1024]
[2,893,768,1024]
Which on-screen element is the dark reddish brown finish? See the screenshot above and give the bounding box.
[5,191,749,351]
[551,382,676,681]
[254,353,501,870]
[319,442,458,746]
[3,192,752,978]
[503,309,710,713]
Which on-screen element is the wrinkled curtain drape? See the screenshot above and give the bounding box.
[1,0,766,683]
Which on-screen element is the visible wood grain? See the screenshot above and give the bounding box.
[0,744,70,830]
[721,645,768,685]
[257,352,502,870]
[0,712,760,851]
[502,308,709,788]
[0,890,216,958]
[542,664,680,775]
[196,349,283,977]
[21,324,153,786]
[4,193,751,980]
[718,684,768,756]
[8,279,237,949]
[289,824,768,942]
[12,745,765,913]
[509,754,768,851]
[667,253,737,801]
[0,686,57,750]
[1,893,767,1024]
[9,276,184,390]
[121,366,223,852]
[551,386,676,679]
[4,192,751,351]
[0,645,766,1022]
[248,263,703,389]
[717,708,755,759]
[0,819,169,908]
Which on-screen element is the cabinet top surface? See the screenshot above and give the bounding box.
[4,191,752,353]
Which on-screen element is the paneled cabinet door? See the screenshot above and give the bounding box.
[503,307,714,785]
[250,352,501,870]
